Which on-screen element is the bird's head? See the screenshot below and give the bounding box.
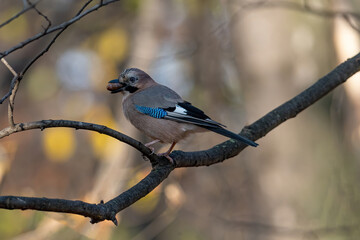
[107,68,155,94]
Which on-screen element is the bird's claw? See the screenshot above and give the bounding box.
[157,152,174,164]
[147,146,155,155]
[142,144,157,161]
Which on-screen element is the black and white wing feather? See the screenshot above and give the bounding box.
[164,101,225,128]
[164,101,258,147]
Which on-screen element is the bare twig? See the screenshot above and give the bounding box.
[0,0,120,104]
[0,87,14,105]
[0,76,19,105]
[0,0,119,107]
[1,2,52,126]
[10,1,94,110]
[0,120,155,160]
[1,58,17,77]
[1,58,19,127]
[7,79,20,127]
[26,0,51,31]
[0,0,120,59]
[21,0,86,76]
[21,27,64,76]
[0,0,40,29]
[76,0,94,16]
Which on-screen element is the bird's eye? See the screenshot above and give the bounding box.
[129,77,136,83]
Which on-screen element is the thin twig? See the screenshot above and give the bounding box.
[20,0,94,76]
[76,0,94,16]
[0,76,19,105]
[3,1,51,127]
[0,58,18,77]
[0,0,120,59]
[0,0,41,29]
[7,79,20,127]
[0,89,13,104]
[0,120,155,160]
[0,0,120,105]
[21,28,64,75]
[26,0,52,31]
[1,58,19,127]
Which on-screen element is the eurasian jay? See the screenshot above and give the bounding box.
[107,68,258,162]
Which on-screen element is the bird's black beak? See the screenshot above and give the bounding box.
[107,79,127,94]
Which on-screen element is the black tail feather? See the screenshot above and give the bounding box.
[206,127,258,147]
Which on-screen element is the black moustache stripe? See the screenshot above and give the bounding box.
[125,86,139,93]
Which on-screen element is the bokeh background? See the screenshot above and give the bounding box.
[1,0,360,239]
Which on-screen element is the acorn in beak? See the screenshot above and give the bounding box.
[107,79,127,94]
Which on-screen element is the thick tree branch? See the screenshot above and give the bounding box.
[0,52,359,224]
[91,164,174,224]
[172,52,360,167]
[0,165,173,225]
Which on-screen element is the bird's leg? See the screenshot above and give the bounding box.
[144,139,160,154]
[158,142,177,163]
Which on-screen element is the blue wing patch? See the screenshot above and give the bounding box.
[135,105,167,119]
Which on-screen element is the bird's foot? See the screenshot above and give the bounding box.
[157,152,174,164]
[142,147,155,161]
[143,140,160,161]
[147,146,155,155]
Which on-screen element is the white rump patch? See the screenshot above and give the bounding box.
[174,105,187,115]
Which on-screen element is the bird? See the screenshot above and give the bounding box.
[107,68,258,162]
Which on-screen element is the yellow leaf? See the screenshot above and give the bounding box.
[43,128,76,162]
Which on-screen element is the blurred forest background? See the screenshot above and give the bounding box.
[1,0,360,239]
